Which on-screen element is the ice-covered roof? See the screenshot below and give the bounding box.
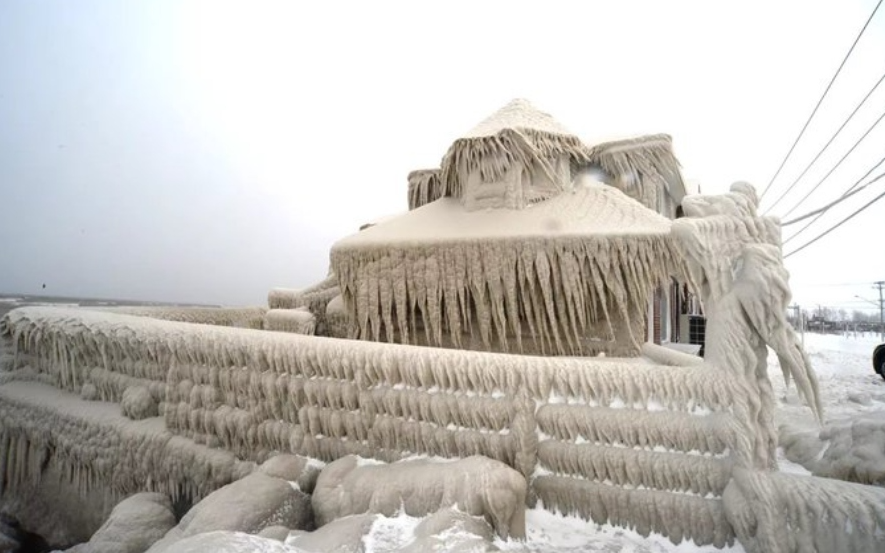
[585,134,685,210]
[439,99,590,200]
[331,180,683,356]
[461,98,577,139]
[337,180,672,246]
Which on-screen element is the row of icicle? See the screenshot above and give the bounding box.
[2,305,755,547]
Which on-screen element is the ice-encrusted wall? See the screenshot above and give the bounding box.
[2,306,750,546]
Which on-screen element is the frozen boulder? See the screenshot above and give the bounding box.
[64,493,175,553]
[259,454,323,494]
[163,531,301,552]
[121,386,158,420]
[780,411,885,485]
[257,525,292,542]
[147,472,313,553]
[399,508,499,552]
[287,514,377,553]
[312,455,526,539]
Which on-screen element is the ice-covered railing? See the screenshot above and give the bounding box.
[0,380,246,512]
[0,307,175,404]
[94,306,267,329]
[1,305,751,546]
[725,469,885,553]
[268,275,340,335]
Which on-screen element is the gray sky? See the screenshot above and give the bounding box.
[1,0,883,311]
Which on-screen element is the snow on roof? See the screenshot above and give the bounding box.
[336,180,672,247]
[439,99,591,200]
[585,133,685,210]
[330,181,684,355]
[461,98,577,139]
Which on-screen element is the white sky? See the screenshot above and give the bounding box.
[0,0,883,312]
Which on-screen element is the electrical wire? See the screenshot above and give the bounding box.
[763,69,885,213]
[783,170,885,226]
[772,107,885,218]
[760,0,883,200]
[782,154,885,243]
[784,184,885,258]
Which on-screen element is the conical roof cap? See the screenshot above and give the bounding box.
[461,98,577,139]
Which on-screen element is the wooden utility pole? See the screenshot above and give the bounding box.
[790,303,804,346]
[876,281,884,341]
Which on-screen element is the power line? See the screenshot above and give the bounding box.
[782,157,885,244]
[763,69,885,213]
[784,185,885,258]
[772,107,885,218]
[760,0,883,200]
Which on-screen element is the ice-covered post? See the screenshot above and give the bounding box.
[672,182,822,470]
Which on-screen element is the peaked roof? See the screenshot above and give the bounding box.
[439,99,590,199]
[585,133,685,210]
[462,98,577,139]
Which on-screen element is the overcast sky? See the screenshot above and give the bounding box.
[1,0,883,313]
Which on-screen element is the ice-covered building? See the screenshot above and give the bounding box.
[2,99,883,553]
[330,99,686,357]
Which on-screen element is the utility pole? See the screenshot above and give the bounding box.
[790,303,804,347]
[876,281,884,341]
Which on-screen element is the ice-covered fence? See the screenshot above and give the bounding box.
[724,469,885,553]
[97,306,267,329]
[0,307,174,404]
[264,308,317,335]
[1,305,749,546]
[268,275,340,335]
[0,380,245,509]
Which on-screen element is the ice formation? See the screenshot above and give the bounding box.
[0,98,880,553]
[1,304,749,544]
[267,275,340,335]
[264,308,317,335]
[586,134,685,211]
[312,455,526,538]
[673,183,822,470]
[724,468,885,553]
[407,169,443,210]
[332,184,684,356]
[330,99,689,358]
[100,306,267,329]
[438,98,590,203]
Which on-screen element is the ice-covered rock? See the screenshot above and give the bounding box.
[259,454,322,494]
[162,531,302,552]
[287,514,376,553]
[399,508,499,552]
[780,411,885,485]
[63,493,175,553]
[147,472,313,553]
[312,455,526,539]
[257,525,292,542]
